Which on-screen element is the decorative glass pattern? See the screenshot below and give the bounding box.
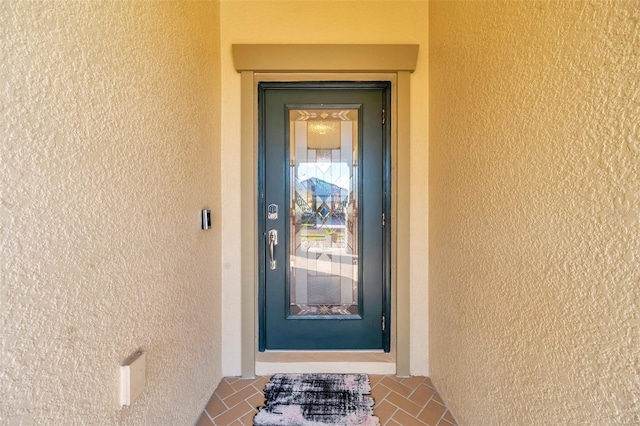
[289,109,359,316]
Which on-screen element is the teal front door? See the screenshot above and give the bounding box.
[258,82,390,351]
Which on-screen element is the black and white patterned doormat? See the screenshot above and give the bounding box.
[253,373,380,425]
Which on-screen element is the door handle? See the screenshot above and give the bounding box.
[268,229,278,270]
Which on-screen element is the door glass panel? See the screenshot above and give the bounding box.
[289,108,359,316]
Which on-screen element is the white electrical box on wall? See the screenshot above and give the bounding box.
[120,350,146,407]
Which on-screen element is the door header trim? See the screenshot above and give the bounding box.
[233,44,419,73]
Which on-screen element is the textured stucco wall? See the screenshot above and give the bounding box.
[219,0,430,376]
[1,1,222,424]
[429,1,639,424]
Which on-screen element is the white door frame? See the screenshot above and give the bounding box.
[233,44,418,377]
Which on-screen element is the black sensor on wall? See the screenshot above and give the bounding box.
[201,209,211,230]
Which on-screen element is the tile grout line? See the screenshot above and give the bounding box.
[437,402,454,426]
[380,397,418,425]
[376,378,425,426]
[382,406,399,426]
[252,383,264,397]
[415,392,436,419]
[388,401,429,425]
[405,382,421,400]
[405,379,435,423]
[203,407,215,424]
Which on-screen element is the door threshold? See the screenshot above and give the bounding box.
[255,351,396,375]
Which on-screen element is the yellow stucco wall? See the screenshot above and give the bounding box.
[1,1,222,423]
[219,0,430,375]
[429,1,639,424]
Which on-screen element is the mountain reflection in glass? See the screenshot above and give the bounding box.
[289,109,359,316]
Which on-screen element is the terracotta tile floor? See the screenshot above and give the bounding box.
[196,375,458,426]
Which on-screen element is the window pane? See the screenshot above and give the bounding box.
[289,109,359,316]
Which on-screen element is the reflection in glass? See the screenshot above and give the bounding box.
[289,109,359,316]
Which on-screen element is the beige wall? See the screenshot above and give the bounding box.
[1,1,222,424]
[219,0,429,376]
[429,1,639,424]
